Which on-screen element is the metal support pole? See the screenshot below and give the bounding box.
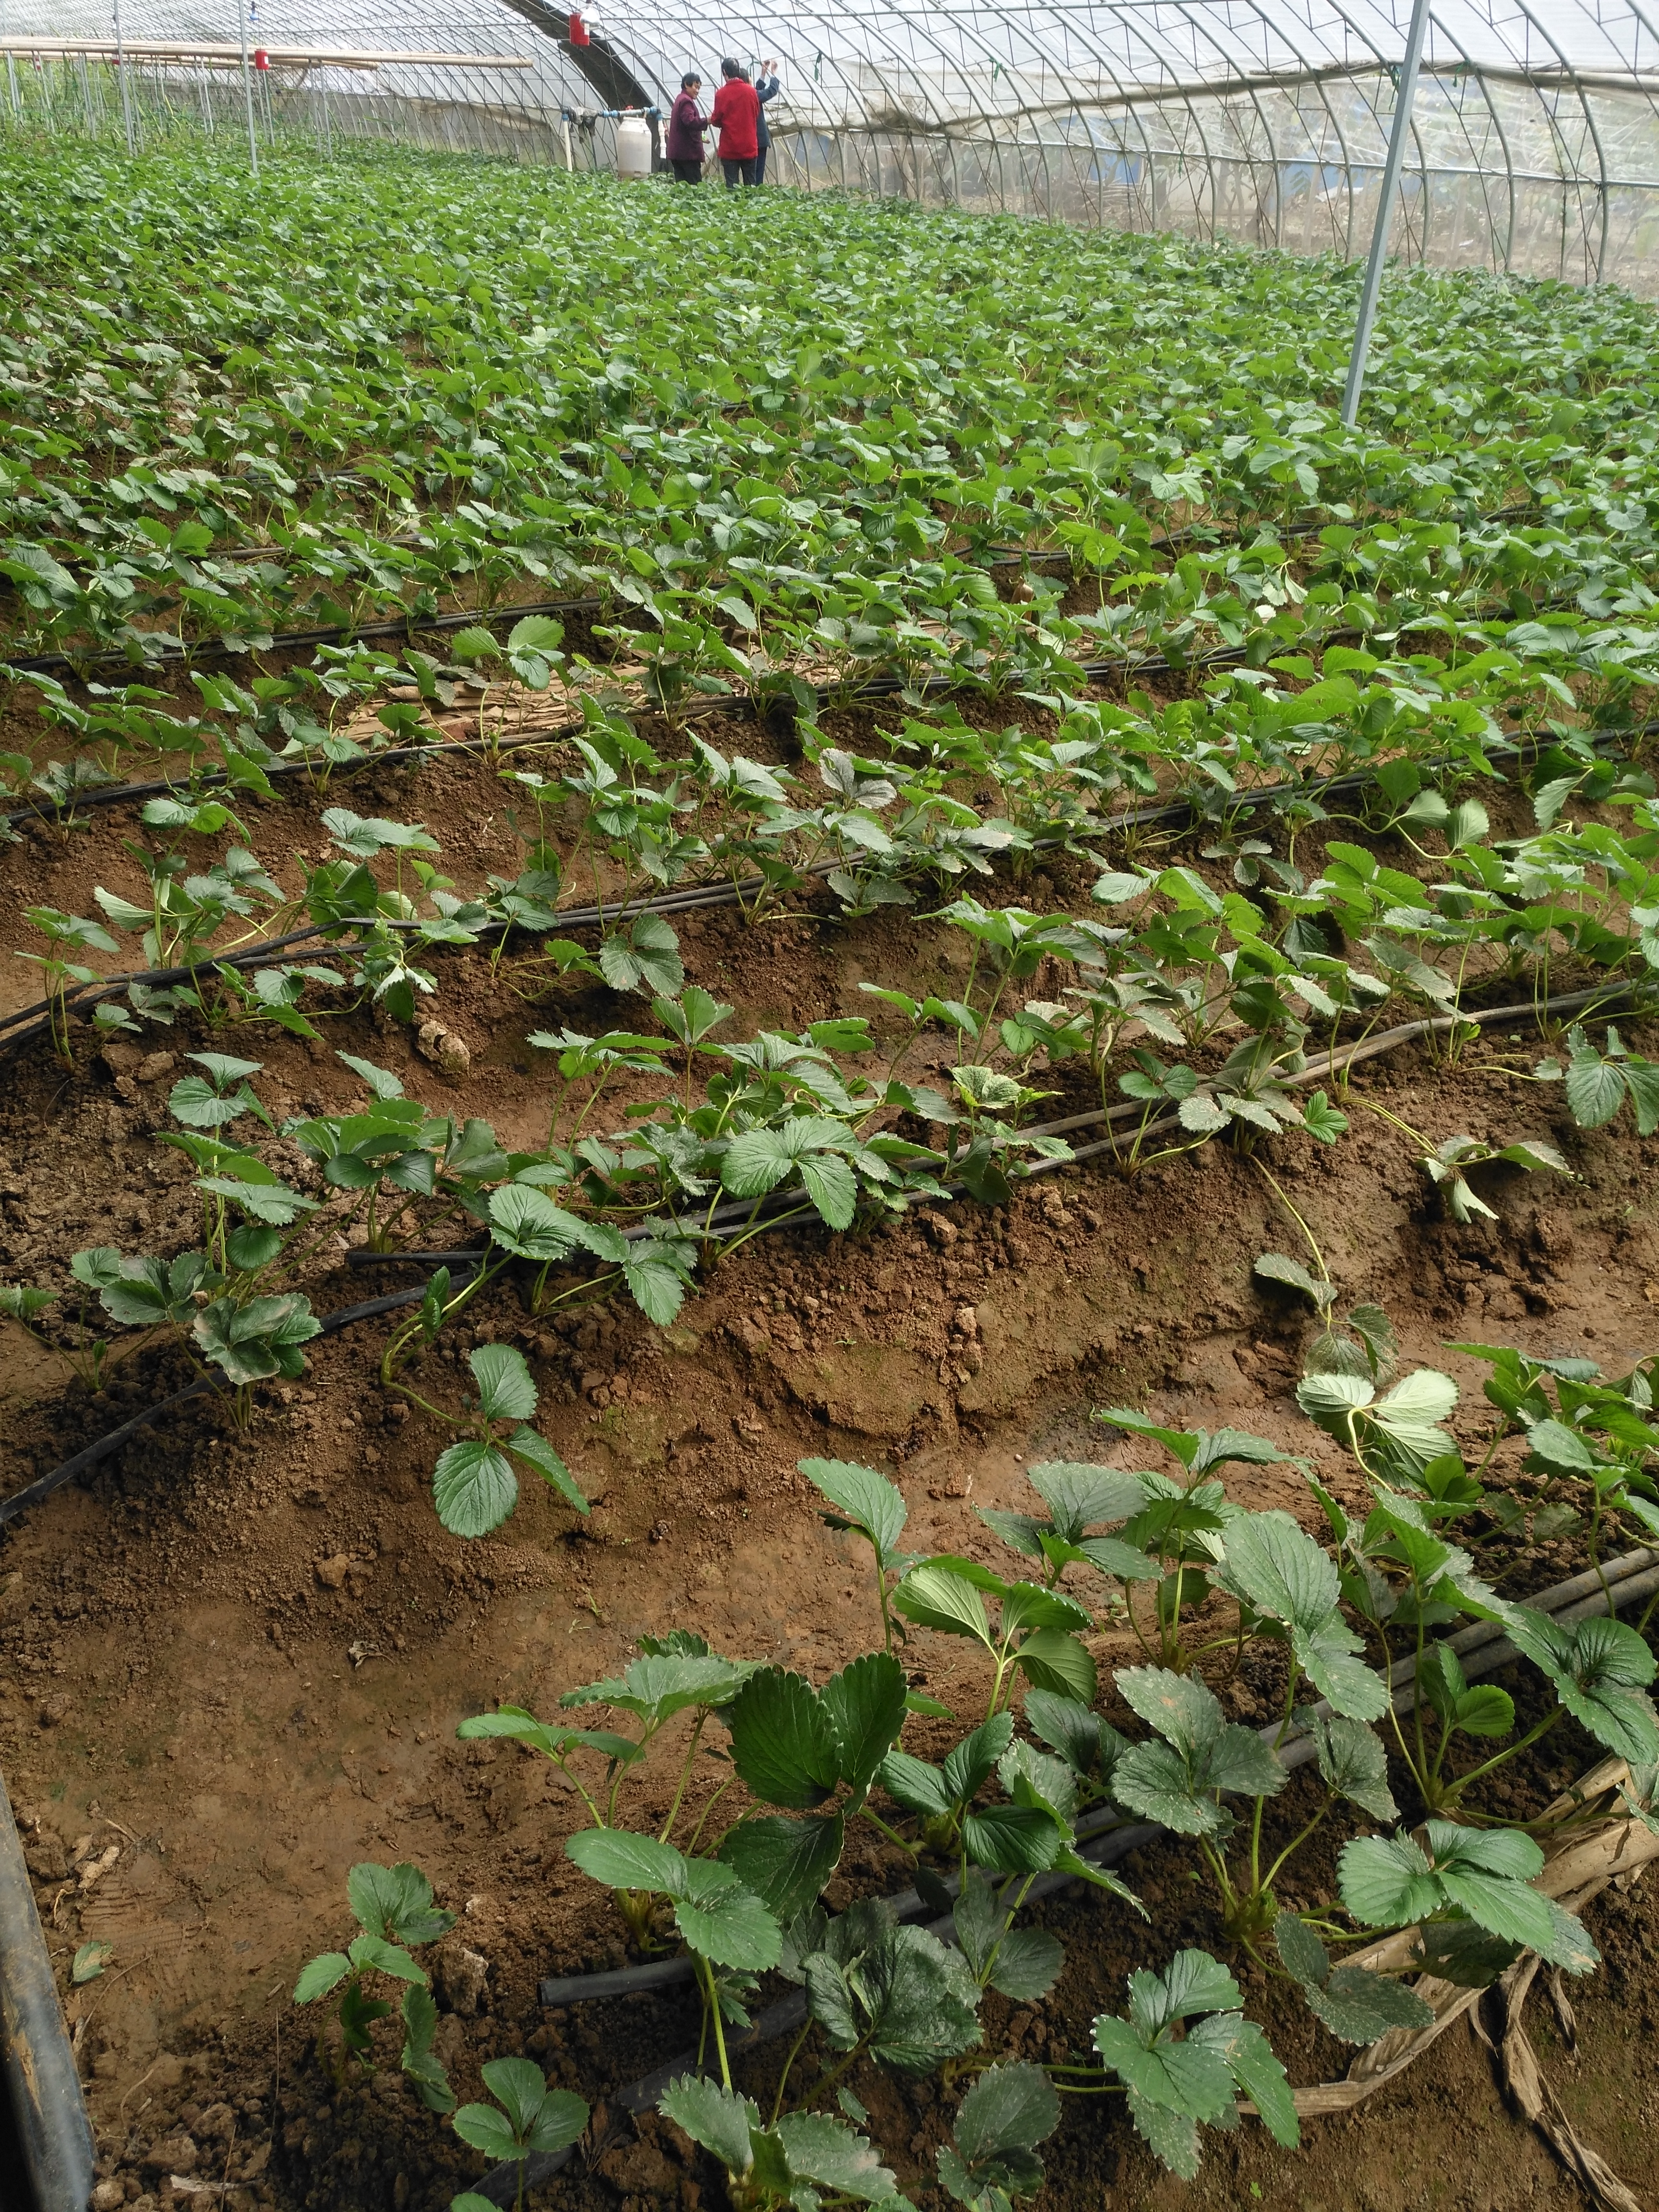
[236,0,259,175]
[320,72,332,158]
[1341,0,1432,427]
[113,0,135,155]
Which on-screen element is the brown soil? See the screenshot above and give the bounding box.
[1,734,1657,2212]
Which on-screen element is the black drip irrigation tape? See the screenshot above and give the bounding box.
[0,623,1262,836]
[530,1545,1659,2008]
[0,541,1080,684]
[0,688,589,834]
[0,592,611,682]
[467,1551,1659,2204]
[4,978,1653,1527]
[1043,979,1657,1180]
[11,585,1570,839]
[3,707,1637,1061]
[0,918,421,1055]
[346,978,1659,1261]
[0,1267,477,1529]
[8,491,1540,683]
[0,533,1192,682]
[0,1767,96,2212]
[0,1155,1647,2207]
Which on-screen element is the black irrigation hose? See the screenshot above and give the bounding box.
[0,532,1206,682]
[0,542,1080,685]
[526,1540,1659,2013]
[472,1554,1659,2203]
[0,593,610,681]
[349,977,1659,1252]
[5,977,1651,1528]
[1032,978,1657,1178]
[344,1249,490,1268]
[3,699,1636,1061]
[0,685,594,832]
[7,488,1541,684]
[0,1267,477,1528]
[0,1135,1648,2205]
[0,918,411,1052]
[0,1768,96,2212]
[0,619,1239,834]
[2,585,1564,835]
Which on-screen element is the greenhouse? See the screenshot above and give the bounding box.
[3,0,1659,284]
[2,4,1659,2212]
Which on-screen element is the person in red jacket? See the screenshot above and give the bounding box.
[709,57,760,188]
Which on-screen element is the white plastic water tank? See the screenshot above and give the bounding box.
[615,115,652,181]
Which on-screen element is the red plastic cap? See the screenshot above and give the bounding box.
[253,46,270,68]
[568,12,590,44]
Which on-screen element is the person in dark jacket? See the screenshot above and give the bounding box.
[709,57,760,188]
[665,72,706,181]
[752,59,781,185]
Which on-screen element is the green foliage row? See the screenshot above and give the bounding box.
[296,1356,1657,2197]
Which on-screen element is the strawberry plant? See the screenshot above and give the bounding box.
[0,1279,110,1394]
[293,1861,458,2112]
[16,907,120,1064]
[388,1341,588,1539]
[1450,1339,1659,1572]
[458,1634,758,1941]
[1535,1023,1659,1134]
[451,2060,588,2212]
[801,1458,917,1654]
[15,134,1659,2212]
[1071,1950,1298,2177]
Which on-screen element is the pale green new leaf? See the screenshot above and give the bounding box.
[672,1863,781,1972]
[565,1827,687,1895]
[502,1425,589,1514]
[894,1564,994,1646]
[1337,1832,1442,1928]
[773,2112,902,2202]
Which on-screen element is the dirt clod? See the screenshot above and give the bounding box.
[414,1019,470,1075]
[433,1941,490,2016]
[142,2132,197,2176]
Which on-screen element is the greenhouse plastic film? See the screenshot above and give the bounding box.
[1,0,1658,286]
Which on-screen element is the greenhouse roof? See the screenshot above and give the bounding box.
[11,0,1659,115]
